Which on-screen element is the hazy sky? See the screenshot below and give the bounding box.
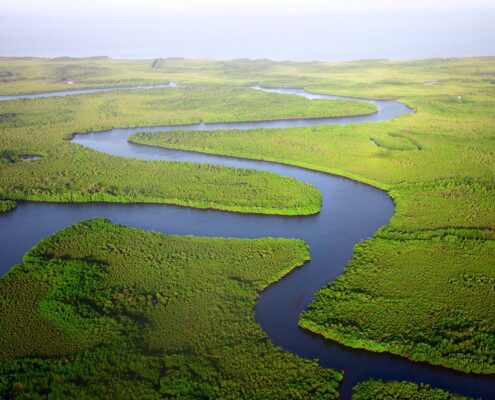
[1,0,494,60]
[3,0,495,15]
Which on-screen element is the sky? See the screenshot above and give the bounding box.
[1,0,494,60]
[3,0,495,15]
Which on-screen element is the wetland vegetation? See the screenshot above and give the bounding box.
[0,56,494,398]
[0,219,342,399]
[0,85,375,215]
[0,199,15,212]
[352,379,474,400]
[124,57,495,374]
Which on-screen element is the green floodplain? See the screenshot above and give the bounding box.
[0,219,341,398]
[0,56,494,398]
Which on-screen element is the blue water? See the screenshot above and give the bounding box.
[0,85,493,399]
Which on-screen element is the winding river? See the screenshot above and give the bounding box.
[0,84,494,399]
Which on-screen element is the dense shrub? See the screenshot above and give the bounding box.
[0,219,342,399]
[352,379,473,400]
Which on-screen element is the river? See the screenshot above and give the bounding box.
[0,84,493,399]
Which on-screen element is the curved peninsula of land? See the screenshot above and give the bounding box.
[1,81,493,399]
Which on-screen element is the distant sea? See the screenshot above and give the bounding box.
[1,8,494,60]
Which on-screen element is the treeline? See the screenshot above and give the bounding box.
[0,86,361,215]
[0,147,322,215]
[0,219,342,399]
[2,56,495,384]
[352,379,474,400]
[122,63,495,375]
[299,231,495,374]
[2,56,494,96]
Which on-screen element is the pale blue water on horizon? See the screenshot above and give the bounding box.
[0,8,494,61]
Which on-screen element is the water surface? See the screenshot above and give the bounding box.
[0,85,493,399]
[0,82,176,101]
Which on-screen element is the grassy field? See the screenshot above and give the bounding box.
[1,56,494,95]
[352,379,473,400]
[126,58,495,374]
[0,85,376,216]
[0,218,342,398]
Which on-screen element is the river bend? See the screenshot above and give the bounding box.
[0,84,493,399]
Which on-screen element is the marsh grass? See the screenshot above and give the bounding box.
[0,219,342,399]
[1,56,494,387]
[0,86,376,215]
[126,57,495,373]
[352,379,473,400]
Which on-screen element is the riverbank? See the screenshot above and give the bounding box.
[0,57,494,399]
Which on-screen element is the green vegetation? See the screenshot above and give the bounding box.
[129,114,495,230]
[2,56,494,95]
[0,199,15,213]
[300,230,495,373]
[124,57,495,373]
[352,379,474,400]
[0,85,375,215]
[0,218,342,398]
[1,56,495,391]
